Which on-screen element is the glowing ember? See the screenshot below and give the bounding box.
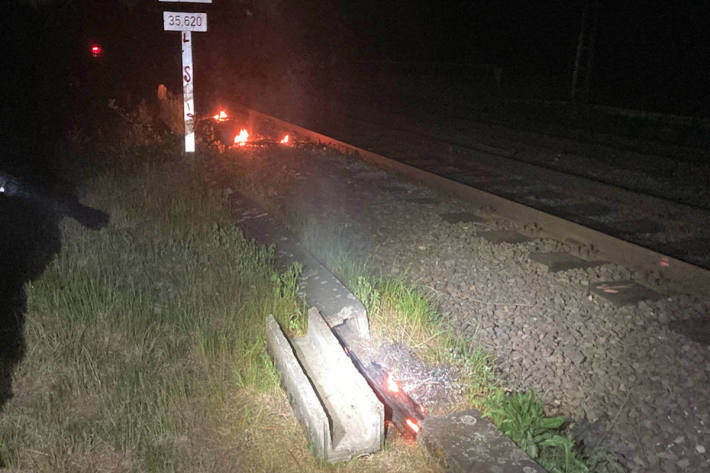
[280,134,289,144]
[386,374,400,393]
[212,110,229,121]
[405,418,420,433]
[234,129,249,146]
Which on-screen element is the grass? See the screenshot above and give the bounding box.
[350,270,500,408]
[0,135,440,472]
[485,391,590,473]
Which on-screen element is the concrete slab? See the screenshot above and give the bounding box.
[439,212,486,224]
[610,218,663,235]
[419,410,545,473]
[670,316,710,346]
[381,184,411,193]
[557,202,612,217]
[480,178,529,189]
[266,309,384,463]
[451,173,504,185]
[445,170,490,180]
[229,192,369,338]
[406,197,439,205]
[660,237,710,258]
[589,280,663,307]
[489,186,534,199]
[471,142,518,158]
[478,230,534,244]
[265,315,330,459]
[352,170,389,181]
[581,218,663,237]
[528,189,568,201]
[530,252,606,272]
[426,164,461,175]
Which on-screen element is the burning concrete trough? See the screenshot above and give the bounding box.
[225,186,429,462]
[266,308,429,463]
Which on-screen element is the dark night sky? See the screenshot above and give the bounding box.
[3,0,710,159]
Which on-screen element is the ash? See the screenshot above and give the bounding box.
[373,342,454,410]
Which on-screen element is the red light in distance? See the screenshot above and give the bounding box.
[90,44,103,58]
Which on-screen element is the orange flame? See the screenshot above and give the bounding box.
[280,134,290,144]
[212,110,228,121]
[405,418,420,433]
[234,129,249,146]
[386,374,400,393]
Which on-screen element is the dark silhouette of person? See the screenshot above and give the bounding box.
[0,171,109,436]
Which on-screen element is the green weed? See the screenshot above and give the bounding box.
[487,390,565,459]
[539,434,590,473]
[486,391,591,473]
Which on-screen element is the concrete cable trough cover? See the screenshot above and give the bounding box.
[266,308,384,463]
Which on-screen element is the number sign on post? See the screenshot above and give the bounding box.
[162,6,208,154]
[163,12,208,32]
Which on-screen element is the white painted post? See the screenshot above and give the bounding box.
[182,30,195,152]
[162,9,208,154]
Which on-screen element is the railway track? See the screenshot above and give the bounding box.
[338,110,710,212]
[236,104,710,299]
[319,106,709,260]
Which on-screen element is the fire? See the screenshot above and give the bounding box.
[386,374,400,393]
[405,418,420,433]
[212,110,229,121]
[280,134,289,144]
[234,128,249,146]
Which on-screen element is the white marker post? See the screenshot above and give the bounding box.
[162,9,208,153]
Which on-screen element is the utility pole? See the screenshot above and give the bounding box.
[571,0,600,102]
